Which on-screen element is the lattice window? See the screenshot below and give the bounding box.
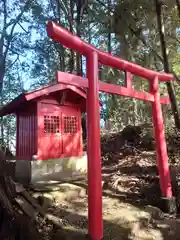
[44,115,60,133]
[64,116,77,133]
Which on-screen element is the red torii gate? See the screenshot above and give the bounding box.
[47,21,174,240]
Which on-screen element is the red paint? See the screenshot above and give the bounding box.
[16,103,37,160]
[0,84,86,161]
[0,83,86,117]
[87,52,103,240]
[26,82,86,101]
[37,96,84,160]
[61,106,82,157]
[56,71,170,104]
[150,77,172,197]
[38,101,62,160]
[47,21,173,82]
[47,21,173,239]
[37,100,82,160]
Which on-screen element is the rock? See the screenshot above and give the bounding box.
[37,194,54,210]
[121,125,142,143]
[145,205,164,220]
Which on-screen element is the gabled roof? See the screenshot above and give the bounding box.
[0,82,86,116]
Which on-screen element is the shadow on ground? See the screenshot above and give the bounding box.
[48,202,180,240]
[30,150,180,239]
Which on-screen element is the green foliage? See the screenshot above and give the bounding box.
[172,52,180,76]
[0,0,41,150]
[1,0,180,150]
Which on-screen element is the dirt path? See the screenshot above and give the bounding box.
[29,126,180,239]
[33,181,180,240]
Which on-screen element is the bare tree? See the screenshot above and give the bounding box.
[0,0,30,92]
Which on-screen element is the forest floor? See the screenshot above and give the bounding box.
[2,124,180,239]
[33,179,180,240]
[31,160,180,239]
[28,124,180,239]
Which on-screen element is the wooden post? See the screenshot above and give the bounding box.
[151,76,172,197]
[86,51,103,240]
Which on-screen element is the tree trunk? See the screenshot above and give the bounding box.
[107,0,112,55]
[107,0,117,110]
[0,58,5,92]
[176,0,180,19]
[0,97,4,146]
[60,48,65,72]
[68,0,75,73]
[133,99,137,125]
[76,0,83,76]
[155,0,180,129]
[56,1,66,72]
[0,118,4,147]
[0,0,6,92]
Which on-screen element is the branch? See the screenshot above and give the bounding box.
[4,0,30,59]
[33,40,53,55]
[3,43,23,56]
[8,55,19,69]
[17,23,29,34]
[96,0,180,84]
[56,0,69,19]
[80,0,89,18]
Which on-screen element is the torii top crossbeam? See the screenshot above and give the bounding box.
[47,21,173,82]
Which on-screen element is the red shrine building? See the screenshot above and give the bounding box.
[0,82,86,161]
